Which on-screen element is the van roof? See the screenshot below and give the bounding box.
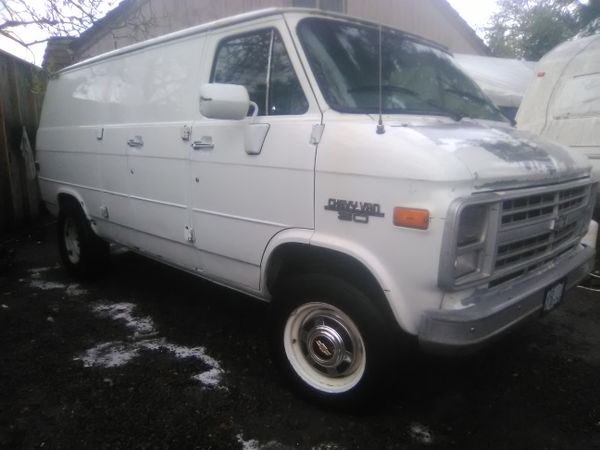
[61,7,450,73]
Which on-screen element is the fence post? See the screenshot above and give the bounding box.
[0,102,14,234]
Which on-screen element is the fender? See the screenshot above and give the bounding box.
[307,231,411,333]
[57,187,91,220]
[261,228,412,333]
[259,227,315,296]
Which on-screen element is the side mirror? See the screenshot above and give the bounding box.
[199,83,250,121]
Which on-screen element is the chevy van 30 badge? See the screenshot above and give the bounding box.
[325,198,385,223]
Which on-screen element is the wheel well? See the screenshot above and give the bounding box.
[57,193,84,213]
[265,243,396,326]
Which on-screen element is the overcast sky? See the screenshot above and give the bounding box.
[0,0,499,67]
[448,0,499,33]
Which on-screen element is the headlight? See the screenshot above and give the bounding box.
[457,204,488,247]
[454,204,489,279]
[454,251,481,278]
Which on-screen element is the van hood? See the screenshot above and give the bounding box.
[398,120,591,190]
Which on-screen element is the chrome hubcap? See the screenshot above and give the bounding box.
[284,302,365,393]
[304,319,356,375]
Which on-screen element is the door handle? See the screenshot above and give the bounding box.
[127,136,144,148]
[191,136,214,150]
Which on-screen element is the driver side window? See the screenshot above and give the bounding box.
[211,29,308,116]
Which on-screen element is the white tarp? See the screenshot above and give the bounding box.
[454,54,536,108]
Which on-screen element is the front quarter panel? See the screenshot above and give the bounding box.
[314,116,475,334]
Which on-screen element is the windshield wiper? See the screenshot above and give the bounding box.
[349,84,463,121]
[443,87,489,105]
[348,84,420,96]
[444,87,513,124]
[423,101,464,121]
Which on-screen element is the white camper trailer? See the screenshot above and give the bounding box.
[517,33,600,182]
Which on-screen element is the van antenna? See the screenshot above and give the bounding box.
[376,24,385,135]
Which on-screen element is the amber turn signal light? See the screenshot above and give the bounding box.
[393,207,430,230]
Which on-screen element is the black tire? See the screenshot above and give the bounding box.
[270,273,394,408]
[57,202,109,278]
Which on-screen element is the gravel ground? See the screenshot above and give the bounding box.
[1,223,600,449]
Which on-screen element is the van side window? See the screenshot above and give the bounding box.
[212,29,308,116]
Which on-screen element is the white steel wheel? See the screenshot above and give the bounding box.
[62,217,82,265]
[283,301,366,394]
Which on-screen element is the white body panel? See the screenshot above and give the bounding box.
[37,9,594,342]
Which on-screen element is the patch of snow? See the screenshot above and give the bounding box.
[410,423,434,445]
[28,267,56,280]
[28,266,53,274]
[236,434,260,450]
[65,284,87,296]
[93,303,156,337]
[191,368,222,387]
[29,280,67,290]
[76,341,140,368]
[235,434,285,450]
[139,339,224,386]
[78,303,225,388]
[160,342,221,368]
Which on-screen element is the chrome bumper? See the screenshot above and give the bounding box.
[419,245,595,353]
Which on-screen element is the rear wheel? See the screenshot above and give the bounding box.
[270,274,393,408]
[57,202,109,277]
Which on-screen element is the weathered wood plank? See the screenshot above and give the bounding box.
[0,102,14,234]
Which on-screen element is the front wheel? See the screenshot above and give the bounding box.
[270,274,394,408]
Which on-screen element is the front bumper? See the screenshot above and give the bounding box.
[419,245,595,353]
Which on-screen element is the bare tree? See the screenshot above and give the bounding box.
[0,0,118,48]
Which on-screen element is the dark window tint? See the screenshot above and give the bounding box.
[212,29,308,116]
[269,32,309,115]
[212,30,270,115]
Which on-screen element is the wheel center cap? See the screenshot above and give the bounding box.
[312,337,334,360]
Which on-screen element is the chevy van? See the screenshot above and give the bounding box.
[37,8,596,405]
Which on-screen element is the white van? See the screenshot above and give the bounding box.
[517,33,600,182]
[37,8,596,406]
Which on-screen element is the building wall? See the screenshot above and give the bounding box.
[72,0,486,64]
[76,0,290,61]
[0,51,45,234]
[347,0,486,55]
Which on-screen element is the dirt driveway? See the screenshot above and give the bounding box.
[1,223,600,449]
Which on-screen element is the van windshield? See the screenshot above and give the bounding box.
[297,18,507,122]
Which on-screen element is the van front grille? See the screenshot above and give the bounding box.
[492,184,591,284]
[440,179,594,291]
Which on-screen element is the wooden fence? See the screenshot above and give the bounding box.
[0,50,46,236]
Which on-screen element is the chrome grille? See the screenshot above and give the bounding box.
[439,179,595,291]
[493,183,592,284]
[501,193,555,226]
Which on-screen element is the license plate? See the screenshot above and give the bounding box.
[543,279,566,313]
